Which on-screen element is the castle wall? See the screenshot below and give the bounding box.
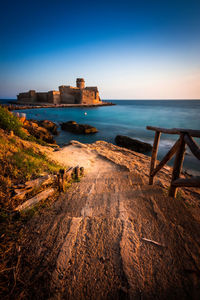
[17,90,37,103]
[37,93,48,103]
[59,86,81,104]
[81,88,101,104]
[17,93,31,103]
[47,91,61,104]
[81,90,96,104]
[94,91,101,103]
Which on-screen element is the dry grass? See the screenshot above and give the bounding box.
[0,129,62,299]
[0,190,60,299]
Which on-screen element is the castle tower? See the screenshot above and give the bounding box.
[76,78,85,89]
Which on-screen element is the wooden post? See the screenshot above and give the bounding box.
[169,134,186,198]
[151,138,180,177]
[80,167,84,176]
[74,166,80,179]
[149,131,161,185]
[58,169,65,192]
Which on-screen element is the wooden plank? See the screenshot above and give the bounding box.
[13,189,30,201]
[147,126,180,135]
[25,175,56,189]
[169,135,186,197]
[149,131,161,185]
[172,177,200,187]
[151,138,180,177]
[146,126,200,138]
[14,175,56,200]
[179,129,200,138]
[184,134,200,160]
[15,188,55,211]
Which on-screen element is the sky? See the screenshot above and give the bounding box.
[0,0,200,99]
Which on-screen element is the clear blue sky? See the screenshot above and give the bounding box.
[0,0,200,99]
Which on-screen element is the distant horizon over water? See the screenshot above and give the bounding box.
[0,99,199,174]
[1,99,200,102]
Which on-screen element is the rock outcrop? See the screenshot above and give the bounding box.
[36,120,58,135]
[115,135,152,153]
[61,121,98,134]
[23,120,56,144]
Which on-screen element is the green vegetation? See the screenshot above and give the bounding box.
[25,134,49,146]
[9,148,60,181]
[0,106,55,146]
[0,146,60,188]
[0,130,62,211]
[0,106,27,139]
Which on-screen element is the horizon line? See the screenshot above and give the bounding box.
[1,98,200,101]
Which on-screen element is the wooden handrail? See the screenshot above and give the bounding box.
[149,131,161,185]
[147,126,200,198]
[169,134,186,197]
[147,126,200,138]
[184,134,200,160]
[150,138,180,177]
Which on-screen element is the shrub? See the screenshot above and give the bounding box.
[0,106,27,139]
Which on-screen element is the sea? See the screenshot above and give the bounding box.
[1,99,200,174]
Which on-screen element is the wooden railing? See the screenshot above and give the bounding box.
[147,126,200,197]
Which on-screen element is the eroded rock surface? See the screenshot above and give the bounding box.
[115,135,152,153]
[23,120,56,144]
[61,121,98,134]
[37,120,58,135]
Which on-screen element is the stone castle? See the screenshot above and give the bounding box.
[17,78,101,105]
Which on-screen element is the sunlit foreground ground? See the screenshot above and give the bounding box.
[9,141,200,299]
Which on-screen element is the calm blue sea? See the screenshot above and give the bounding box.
[1,99,200,174]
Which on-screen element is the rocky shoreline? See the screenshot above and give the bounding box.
[3,101,115,111]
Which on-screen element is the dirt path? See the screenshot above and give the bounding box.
[14,142,200,299]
